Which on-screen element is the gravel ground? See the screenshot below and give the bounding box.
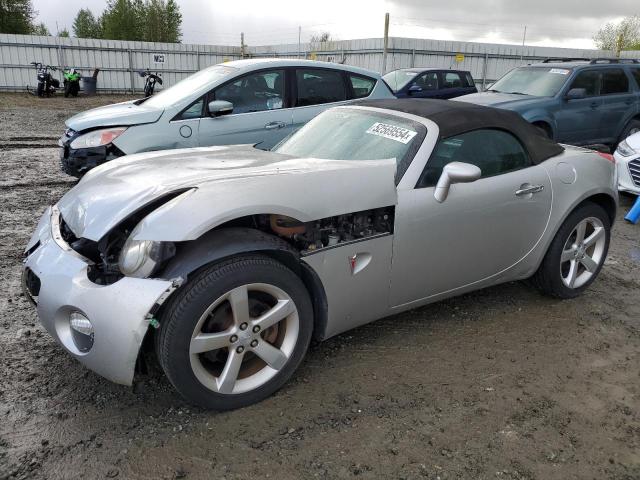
[0,93,639,480]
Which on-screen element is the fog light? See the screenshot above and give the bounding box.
[69,312,94,352]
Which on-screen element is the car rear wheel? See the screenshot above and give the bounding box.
[156,254,313,410]
[530,202,610,299]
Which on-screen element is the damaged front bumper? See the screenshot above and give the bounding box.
[58,129,125,178]
[22,206,173,385]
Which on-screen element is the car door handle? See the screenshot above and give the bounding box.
[265,121,286,130]
[625,99,634,105]
[590,102,598,110]
[515,185,545,196]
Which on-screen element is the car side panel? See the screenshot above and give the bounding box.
[385,150,616,319]
[113,109,198,154]
[302,235,394,339]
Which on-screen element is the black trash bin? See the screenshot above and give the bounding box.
[82,77,97,95]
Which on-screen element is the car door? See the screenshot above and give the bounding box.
[198,68,294,149]
[406,71,441,98]
[390,129,552,306]
[598,68,636,142]
[290,68,352,132]
[438,71,468,99]
[555,69,603,144]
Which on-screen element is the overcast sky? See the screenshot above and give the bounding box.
[32,0,636,49]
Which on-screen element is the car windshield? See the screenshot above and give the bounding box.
[142,65,236,108]
[274,108,424,162]
[489,66,571,97]
[382,70,419,92]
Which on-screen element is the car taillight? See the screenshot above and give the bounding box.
[597,152,615,163]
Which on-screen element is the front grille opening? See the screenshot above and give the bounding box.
[629,159,640,187]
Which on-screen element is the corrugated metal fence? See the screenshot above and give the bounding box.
[1,33,634,93]
[0,34,241,93]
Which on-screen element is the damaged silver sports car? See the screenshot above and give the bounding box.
[23,99,618,410]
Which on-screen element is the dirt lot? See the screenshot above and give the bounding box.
[0,92,639,480]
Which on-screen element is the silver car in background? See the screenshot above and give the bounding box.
[59,58,394,176]
[25,100,617,410]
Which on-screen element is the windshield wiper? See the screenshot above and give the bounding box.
[507,91,529,95]
[485,89,500,93]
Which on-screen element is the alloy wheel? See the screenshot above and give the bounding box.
[189,283,299,394]
[560,217,606,289]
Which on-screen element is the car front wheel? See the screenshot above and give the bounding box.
[156,254,313,410]
[531,202,610,299]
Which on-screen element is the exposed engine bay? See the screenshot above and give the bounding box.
[61,203,395,285]
[264,206,395,254]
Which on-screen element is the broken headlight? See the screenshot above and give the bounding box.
[70,127,127,149]
[118,224,174,278]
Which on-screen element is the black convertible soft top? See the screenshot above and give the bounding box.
[356,98,564,164]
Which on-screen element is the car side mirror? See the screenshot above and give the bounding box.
[408,85,422,94]
[208,100,233,117]
[434,162,481,203]
[565,88,586,100]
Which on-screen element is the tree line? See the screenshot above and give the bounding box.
[0,0,182,43]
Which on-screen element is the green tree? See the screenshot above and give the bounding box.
[72,8,102,38]
[162,0,181,43]
[0,0,36,34]
[143,0,181,42]
[593,15,640,56]
[58,28,69,37]
[101,0,145,41]
[31,21,50,36]
[70,0,181,42]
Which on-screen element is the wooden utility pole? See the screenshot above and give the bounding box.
[241,32,245,59]
[520,25,527,62]
[616,33,623,57]
[298,26,301,59]
[382,12,389,74]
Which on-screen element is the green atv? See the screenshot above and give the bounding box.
[63,69,82,97]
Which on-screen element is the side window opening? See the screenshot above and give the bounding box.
[414,72,438,91]
[176,97,204,120]
[416,129,532,189]
[442,72,463,89]
[569,70,600,96]
[465,72,475,88]
[295,69,347,107]
[600,68,629,95]
[213,69,285,114]
[631,68,640,89]
[349,75,376,98]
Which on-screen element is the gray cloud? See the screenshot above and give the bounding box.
[32,0,637,48]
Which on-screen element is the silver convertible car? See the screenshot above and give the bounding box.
[23,99,617,410]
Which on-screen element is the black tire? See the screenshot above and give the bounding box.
[64,82,71,98]
[530,202,610,299]
[36,82,44,97]
[156,254,313,410]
